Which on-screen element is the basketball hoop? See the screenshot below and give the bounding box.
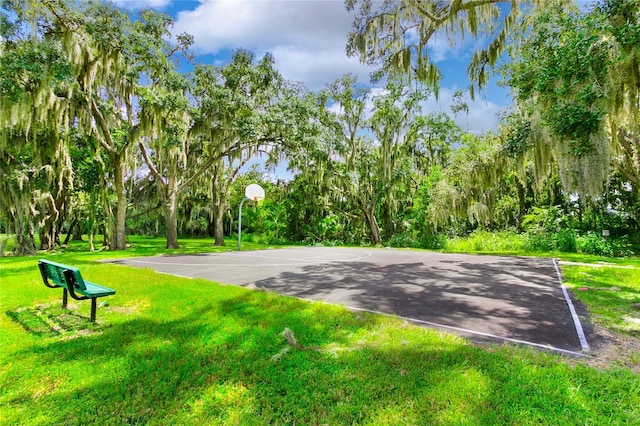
[245,184,265,202]
[238,184,265,250]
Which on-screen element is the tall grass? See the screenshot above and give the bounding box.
[445,230,528,254]
[441,230,637,259]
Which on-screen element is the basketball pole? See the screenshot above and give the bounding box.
[237,197,250,251]
[237,183,265,251]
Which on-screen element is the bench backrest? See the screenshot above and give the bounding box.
[39,260,86,291]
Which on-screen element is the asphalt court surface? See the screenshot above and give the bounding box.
[109,247,588,354]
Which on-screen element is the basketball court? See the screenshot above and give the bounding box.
[109,247,590,356]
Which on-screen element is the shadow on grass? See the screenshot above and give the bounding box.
[5,291,637,425]
[6,304,101,337]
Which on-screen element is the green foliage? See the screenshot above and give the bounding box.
[346,0,549,95]
[506,0,640,196]
[576,232,634,257]
[284,75,456,245]
[553,229,578,253]
[522,206,564,233]
[386,232,420,249]
[387,232,448,250]
[501,114,532,157]
[1,0,639,258]
[523,232,555,252]
[0,40,73,102]
[431,228,636,258]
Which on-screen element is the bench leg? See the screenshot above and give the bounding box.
[62,288,68,308]
[90,298,97,322]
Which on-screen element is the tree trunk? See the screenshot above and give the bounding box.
[113,159,128,250]
[13,212,36,255]
[103,217,113,249]
[100,174,113,249]
[72,218,83,241]
[88,232,95,252]
[87,191,97,252]
[363,207,381,245]
[164,190,179,249]
[39,210,58,251]
[213,203,226,246]
[39,227,56,251]
[63,217,80,245]
[382,200,393,241]
[515,180,526,232]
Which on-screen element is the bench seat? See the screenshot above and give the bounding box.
[82,281,117,298]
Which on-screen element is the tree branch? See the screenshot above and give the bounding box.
[138,140,166,191]
[89,97,117,156]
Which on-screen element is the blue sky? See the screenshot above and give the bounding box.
[113,0,511,134]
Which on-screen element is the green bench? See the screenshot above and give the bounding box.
[38,259,116,322]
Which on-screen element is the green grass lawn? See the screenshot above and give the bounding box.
[562,265,640,335]
[1,236,639,424]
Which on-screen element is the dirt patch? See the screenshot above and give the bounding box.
[574,325,640,373]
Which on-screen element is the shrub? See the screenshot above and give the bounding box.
[576,232,610,256]
[575,232,635,257]
[524,232,554,252]
[387,232,420,248]
[553,229,577,253]
[421,234,448,250]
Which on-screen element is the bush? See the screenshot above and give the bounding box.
[524,232,554,252]
[387,232,420,248]
[574,232,635,257]
[577,232,615,256]
[421,234,448,250]
[553,229,577,253]
[385,228,634,257]
[386,233,448,250]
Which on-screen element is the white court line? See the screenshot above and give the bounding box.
[121,251,373,267]
[115,251,587,355]
[339,304,589,358]
[558,260,638,269]
[223,250,373,262]
[553,258,590,352]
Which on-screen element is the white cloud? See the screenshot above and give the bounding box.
[171,0,505,132]
[175,0,350,51]
[265,45,372,89]
[111,0,171,10]
[173,0,373,90]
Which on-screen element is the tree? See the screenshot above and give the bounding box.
[55,0,142,250]
[0,0,76,253]
[307,75,383,243]
[135,34,196,249]
[506,0,640,198]
[288,75,442,244]
[0,0,178,250]
[366,79,433,239]
[137,49,289,248]
[345,0,564,95]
